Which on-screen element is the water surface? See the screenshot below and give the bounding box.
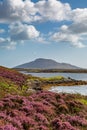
[49,85,87,95]
[20,71,87,95]
[24,72,87,81]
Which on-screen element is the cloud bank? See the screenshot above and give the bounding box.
[0,0,71,23]
[0,0,87,49]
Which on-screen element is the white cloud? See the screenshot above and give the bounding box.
[0,37,17,49]
[0,37,14,49]
[35,0,71,22]
[50,7,87,48]
[0,0,71,23]
[0,0,38,23]
[0,0,87,49]
[71,8,87,23]
[0,22,40,49]
[51,22,87,48]
[9,22,40,40]
[0,0,87,24]
[0,0,87,28]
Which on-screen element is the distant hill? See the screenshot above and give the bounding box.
[15,58,80,69]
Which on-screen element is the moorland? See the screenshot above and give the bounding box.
[0,66,87,130]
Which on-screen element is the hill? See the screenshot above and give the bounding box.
[15,58,80,69]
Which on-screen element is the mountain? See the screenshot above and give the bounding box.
[15,58,80,69]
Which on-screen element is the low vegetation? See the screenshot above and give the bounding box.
[0,66,27,87]
[41,76,64,81]
[0,91,87,129]
[0,66,29,98]
[0,66,87,130]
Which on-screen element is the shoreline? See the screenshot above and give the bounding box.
[27,76,87,91]
[14,68,87,73]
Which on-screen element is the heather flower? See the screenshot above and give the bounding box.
[0,125,18,130]
[35,113,49,126]
[52,118,77,130]
[67,115,87,126]
[0,101,4,108]
[0,91,87,130]
[36,125,49,130]
[0,66,27,86]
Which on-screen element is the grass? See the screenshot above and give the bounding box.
[0,76,21,98]
[0,66,31,98]
[79,99,87,105]
[41,76,65,81]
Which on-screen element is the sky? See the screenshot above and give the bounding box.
[0,0,87,68]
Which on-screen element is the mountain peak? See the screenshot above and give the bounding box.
[15,58,80,69]
[34,58,58,63]
[35,58,55,61]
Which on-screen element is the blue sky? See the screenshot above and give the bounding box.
[0,0,87,68]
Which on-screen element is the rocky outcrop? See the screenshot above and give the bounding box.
[27,77,87,91]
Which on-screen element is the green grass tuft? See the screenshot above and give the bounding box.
[80,99,87,105]
[41,76,65,81]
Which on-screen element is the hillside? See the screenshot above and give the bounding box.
[15,58,80,69]
[0,66,27,86]
[0,66,28,97]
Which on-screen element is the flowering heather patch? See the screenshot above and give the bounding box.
[52,118,77,130]
[0,125,18,130]
[0,66,30,98]
[0,91,87,129]
[0,66,27,86]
